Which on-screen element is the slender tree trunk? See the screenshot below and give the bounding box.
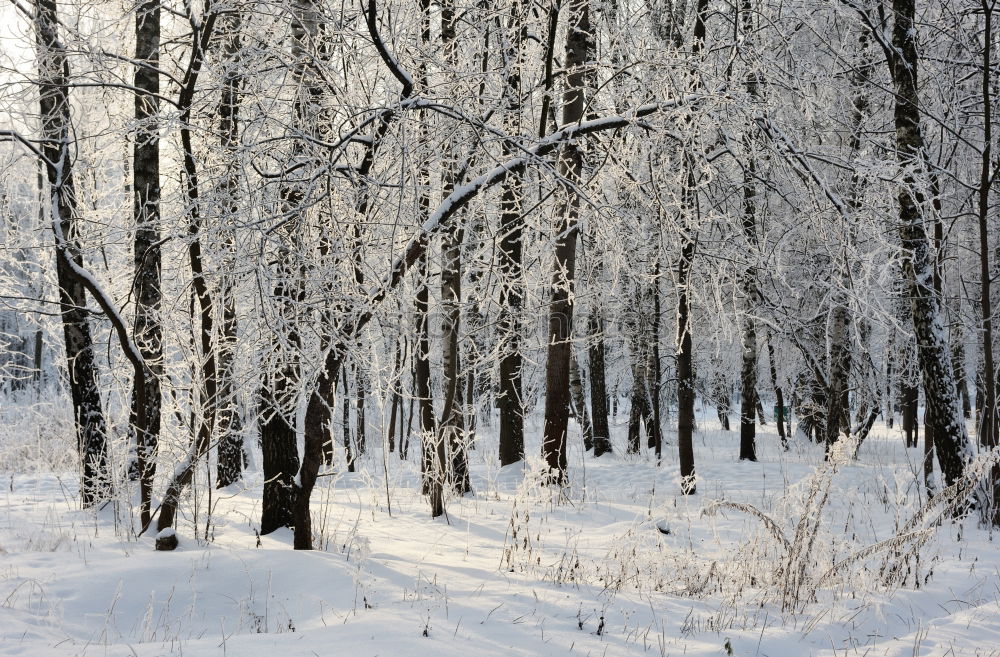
[902,379,918,447]
[824,289,851,455]
[411,0,443,514]
[497,0,527,467]
[437,0,471,496]
[260,0,322,537]
[342,364,354,471]
[152,5,222,548]
[542,0,591,483]
[387,335,403,454]
[737,0,759,463]
[975,0,999,523]
[569,351,593,450]
[766,337,788,449]
[586,231,612,455]
[676,228,697,493]
[131,0,162,517]
[951,332,971,420]
[210,8,245,483]
[355,365,367,456]
[588,305,612,456]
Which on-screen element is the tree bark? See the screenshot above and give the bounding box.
[887,0,972,489]
[259,0,321,536]
[542,0,591,483]
[737,0,759,463]
[569,351,593,451]
[588,306,612,456]
[34,0,111,508]
[131,0,163,516]
[497,0,527,467]
[437,0,471,496]
[766,337,788,449]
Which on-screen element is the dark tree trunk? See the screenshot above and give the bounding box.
[885,0,972,489]
[951,334,971,420]
[737,0,759,463]
[649,266,663,461]
[766,337,788,449]
[588,308,612,456]
[542,0,591,483]
[675,0,706,491]
[975,0,999,522]
[259,0,322,537]
[131,0,163,515]
[436,0,471,497]
[902,381,919,447]
[676,231,697,494]
[157,7,222,546]
[35,0,111,508]
[355,365,367,456]
[569,352,593,451]
[387,336,403,454]
[497,0,527,467]
[415,247,440,511]
[343,365,355,472]
[824,296,851,455]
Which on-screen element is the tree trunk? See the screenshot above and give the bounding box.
[675,0,706,490]
[824,295,851,455]
[975,0,998,523]
[497,0,527,467]
[34,0,111,508]
[902,380,919,447]
[260,0,320,536]
[766,337,788,449]
[215,8,245,487]
[542,0,591,483]
[131,0,162,517]
[569,351,593,451]
[588,306,612,456]
[887,0,972,489]
[676,229,697,493]
[436,0,471,497]
[387,336,403,454]
[157,7,222,546]
[339,365,353,471]
[737,0,759,463]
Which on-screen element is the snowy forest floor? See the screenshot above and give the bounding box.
[2,408,1000,656]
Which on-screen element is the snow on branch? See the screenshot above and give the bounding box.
[350,93,705,337]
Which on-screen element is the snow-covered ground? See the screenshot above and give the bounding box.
[2,409,999,657]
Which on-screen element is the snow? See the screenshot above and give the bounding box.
[1,411,998,656]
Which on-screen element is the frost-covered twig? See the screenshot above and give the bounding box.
[702,500,791,551]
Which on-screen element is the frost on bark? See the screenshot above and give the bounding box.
[35,0,111,507]
[887,0,972,489]
[672,0,709,493]
[216,8,245,487]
